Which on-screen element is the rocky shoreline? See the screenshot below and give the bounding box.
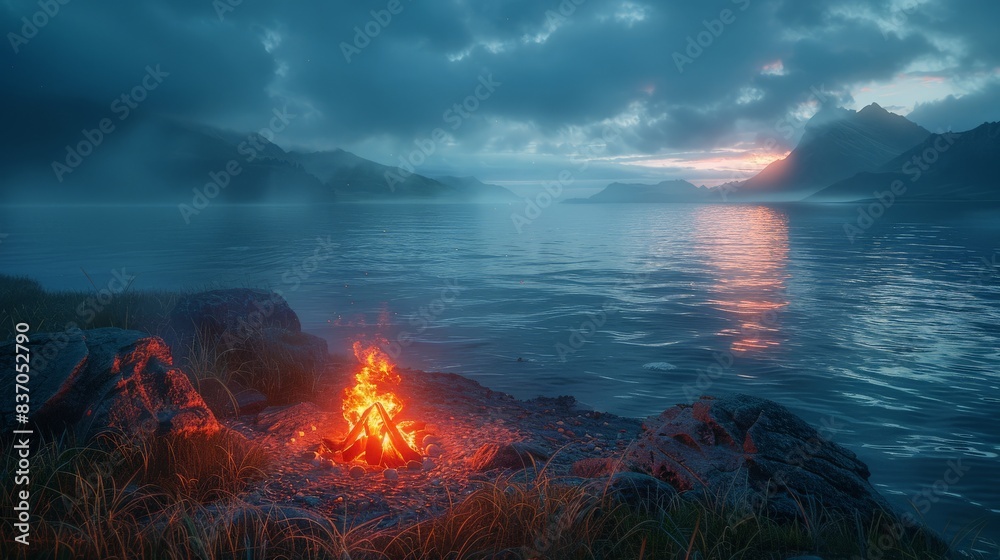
[0,288,950,557]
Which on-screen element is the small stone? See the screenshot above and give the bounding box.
[556,421,565,426]
[426,444,442,457]
[557,427,565,433]
[422,458,436,471]
[303,496,321,507]
[383,468,399,481]
[406,460,422,471]
[349,466,365,479]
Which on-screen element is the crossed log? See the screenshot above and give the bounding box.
[322,402,422,467]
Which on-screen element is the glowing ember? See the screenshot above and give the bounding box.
[321,342,422,467]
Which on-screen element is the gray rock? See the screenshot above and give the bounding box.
[0,328,220,439]
[599,472,678,515]
[166,289,328,402]
[625,394,893,523]
[168,289,301,346]
[467,441,551,472]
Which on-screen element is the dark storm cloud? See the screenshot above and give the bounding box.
[1,0,996,176]
[908,81,1000,132]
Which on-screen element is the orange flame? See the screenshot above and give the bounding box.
[340,341,418,456]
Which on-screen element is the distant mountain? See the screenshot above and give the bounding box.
[566,179,714,203]
[1,116,516,204]
[733,103,930,200]
[807,122,1000,202]
[434,176,520,202]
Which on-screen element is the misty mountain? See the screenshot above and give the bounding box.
[807,122,1000,202]
[566,179,714,203]
[733,103,931,200]
[434,176,520,202]
[0,116,517,204]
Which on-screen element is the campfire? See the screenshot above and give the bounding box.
[320,342,423,468]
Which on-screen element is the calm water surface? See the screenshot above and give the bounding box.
[2,202,998,547]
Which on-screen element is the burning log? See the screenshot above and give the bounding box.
[322,402,422,467]
[320,341,425,468]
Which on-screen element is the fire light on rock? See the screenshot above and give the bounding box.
[321,341,422,468]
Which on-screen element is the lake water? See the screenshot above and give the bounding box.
[2,201,999,548]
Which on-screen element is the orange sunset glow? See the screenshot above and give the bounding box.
[694,205,790,353]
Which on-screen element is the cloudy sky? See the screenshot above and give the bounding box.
[3,0,999,192]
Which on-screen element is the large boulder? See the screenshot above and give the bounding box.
[0,328,220,439]
[166,289,329,402]
[625,394,894,523]
[168,289,302,345]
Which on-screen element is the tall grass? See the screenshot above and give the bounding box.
[2,427,964,560]
[0,274,178,340]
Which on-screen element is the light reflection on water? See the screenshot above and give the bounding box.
[1,202,998,546]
